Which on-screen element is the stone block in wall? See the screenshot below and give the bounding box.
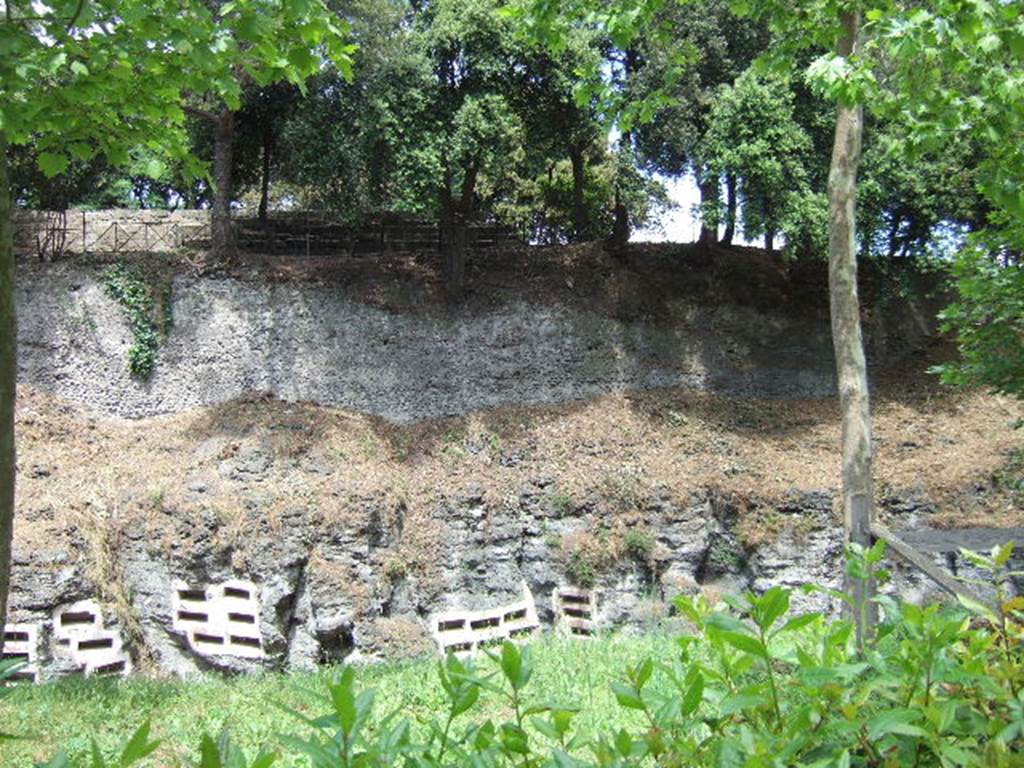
[51,600,131,676]
[171,579,264,659]
[1,623,41,682]
[430,582,539,656]
[553,586,596,638]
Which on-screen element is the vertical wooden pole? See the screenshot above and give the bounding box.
[828,10,875,647]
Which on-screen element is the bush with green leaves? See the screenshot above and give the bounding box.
[16,543,1024,768]
[933,234,1024,401]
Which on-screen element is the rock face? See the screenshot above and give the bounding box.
[6,255,985,680]
[15,260,936,423]
[9,483,1014,680]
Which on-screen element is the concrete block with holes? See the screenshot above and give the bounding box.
[553,587,597,638]
[430,583,540,657]
[171,579,263,659]
[1,623,41,682]
[51,600,132,676]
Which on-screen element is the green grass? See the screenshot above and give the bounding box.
[0,633,678,767]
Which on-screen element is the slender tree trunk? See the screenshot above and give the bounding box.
[828,11,875,646]
[610,188,629,251]
[258,130,271,221]
[765,229,775,254]
[0,132,15,654]
[439,193,466,298]
[569,143,587,242]
[722,173,737,245]
[439,165,477,299]
[698,171,719,244]
[210,108,236,260]
[610,141,631,251]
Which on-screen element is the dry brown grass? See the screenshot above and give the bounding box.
[12,364,1023,566]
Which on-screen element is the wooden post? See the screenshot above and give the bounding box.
[870,523,992,607]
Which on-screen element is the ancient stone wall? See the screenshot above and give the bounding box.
[5,254,978,680]
[7,482,1014,679]
[14,264,854,422]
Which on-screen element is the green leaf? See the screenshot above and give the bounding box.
[119,722,159,766]
[500,641,532,690]
[867,709,926,741]
[330,672,357,737]
[611,682,645,710]
[500,641,522,687]
[717,630,769,660]
[755,587,790,631]
[681,672,704,716]
[38,152,69,177]
[633,658,653,689]
[89,740,107,768]
[199,734,221,768]
[774,612,820,636]
[249,753,276,768]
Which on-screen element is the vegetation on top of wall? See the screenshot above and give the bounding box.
[100,262,172,379]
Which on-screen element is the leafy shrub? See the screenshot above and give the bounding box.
[100,262,170,379]
[623,527,655,562]
[29,544,1024,767]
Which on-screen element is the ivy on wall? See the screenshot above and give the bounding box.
[100,262,172,378]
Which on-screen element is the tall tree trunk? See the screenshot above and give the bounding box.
[722,173,737,245]
[697,171,719,244]
[0,132,15,654]
[610,134,632,251]
[258,130,271,221]
[210,108,236,260]
[828,11,875,646]
[610,187,629,251]
[569,143,587,242]
[765,229,775,253]
[439,165,477,299]
[439,193,466,298]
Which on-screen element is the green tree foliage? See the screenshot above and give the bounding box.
[936,235,1024,400]
[174,0,355,258]
[630,0,767,242]
[857,126,985,261]
[702,70,822,256]
[868,1,1024,395]
[278,0,669,279]
[512,26,605,242]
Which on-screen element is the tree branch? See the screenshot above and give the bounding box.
[66,0,86,32]
[183,104,219,123]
